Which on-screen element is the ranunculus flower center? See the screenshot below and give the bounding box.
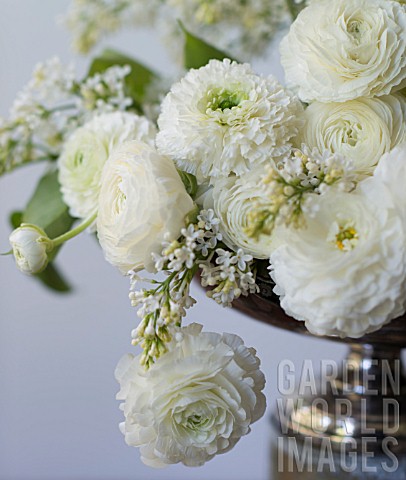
[73,152,84,167]
[340,121,362,147]
[113,178,127,216]
[347,18,369,42]
[337,226,358,251]
[328,220,359,252]
[205,87,247,112]
[173,402,218,436]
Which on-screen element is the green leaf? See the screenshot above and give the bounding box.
[88,48,159,108]
[23,170,74,239]
[177,169,198,198]
[9,210,23,229]
[179,22,237,70]
[285,0,306,20]
[36,263,72,293]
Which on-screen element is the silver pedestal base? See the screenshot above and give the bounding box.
[274,344,406,454]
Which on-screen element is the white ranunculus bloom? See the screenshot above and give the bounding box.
[368,143,406,222]
[299,94,406,175]
[97,140,194,274]
[156,59,303,182]
[209,171,275,259]
[9,224,51,275]
[115,323,266,468]
[270,187,406,338]
[58,112,156,224]
[280,0,406,103]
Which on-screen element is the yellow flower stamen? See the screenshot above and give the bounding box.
[335,225,359,251]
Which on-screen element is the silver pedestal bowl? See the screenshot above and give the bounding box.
[233,265,406,454]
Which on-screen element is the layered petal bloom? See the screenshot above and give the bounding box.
[115,323,266,467]
[97,141,194,274]
[280,0,406,103]
[58,112,156,224]
[270,186,406,338]
[209,171,275,259]
[298,94,406,175]
[157,59,303,182]
[368,143,406,223]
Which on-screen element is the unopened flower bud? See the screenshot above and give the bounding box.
[145,324,156,338]
[9,224,52,275]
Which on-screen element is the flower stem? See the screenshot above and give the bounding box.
[52,211,97,248]
[45,103,77,115]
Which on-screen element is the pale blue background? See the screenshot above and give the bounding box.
[0,1,347,479]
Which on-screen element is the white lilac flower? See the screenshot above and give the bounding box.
[97,141,194,274]
[245,147,357,242]
[63,0,159,54]
[9,224,52,275]
[58,112,156,224]
[78,65,133,115]
[24,57,76,106]
[298,94,406,175]
[0,59,133,176]
[165,0,290,58]
[115,323,266,467]
[200,247,258,307]
[234,249,252,271]
[215,248,234,267]
[127,212,227,367]
[209,170,279,259]
[197,208,220,231]
[0,57,75,174]
[280,0,406,103]
[281,147,357,195]
[64,0,290,58]
[168,246,195,271]
[270,186,406,338]
[157,59,303,182]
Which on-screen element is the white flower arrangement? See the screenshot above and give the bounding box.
[2,0,406,470]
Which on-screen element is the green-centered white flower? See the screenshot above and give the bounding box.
[115,323,266,468]
[298,94,406,175]
[58,111,156,225]
[157,59,303,182]
[280,0,406,103]
[9,224,52,275]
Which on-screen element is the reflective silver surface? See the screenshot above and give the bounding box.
[234,267,406,454]
[273,344,406,453]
